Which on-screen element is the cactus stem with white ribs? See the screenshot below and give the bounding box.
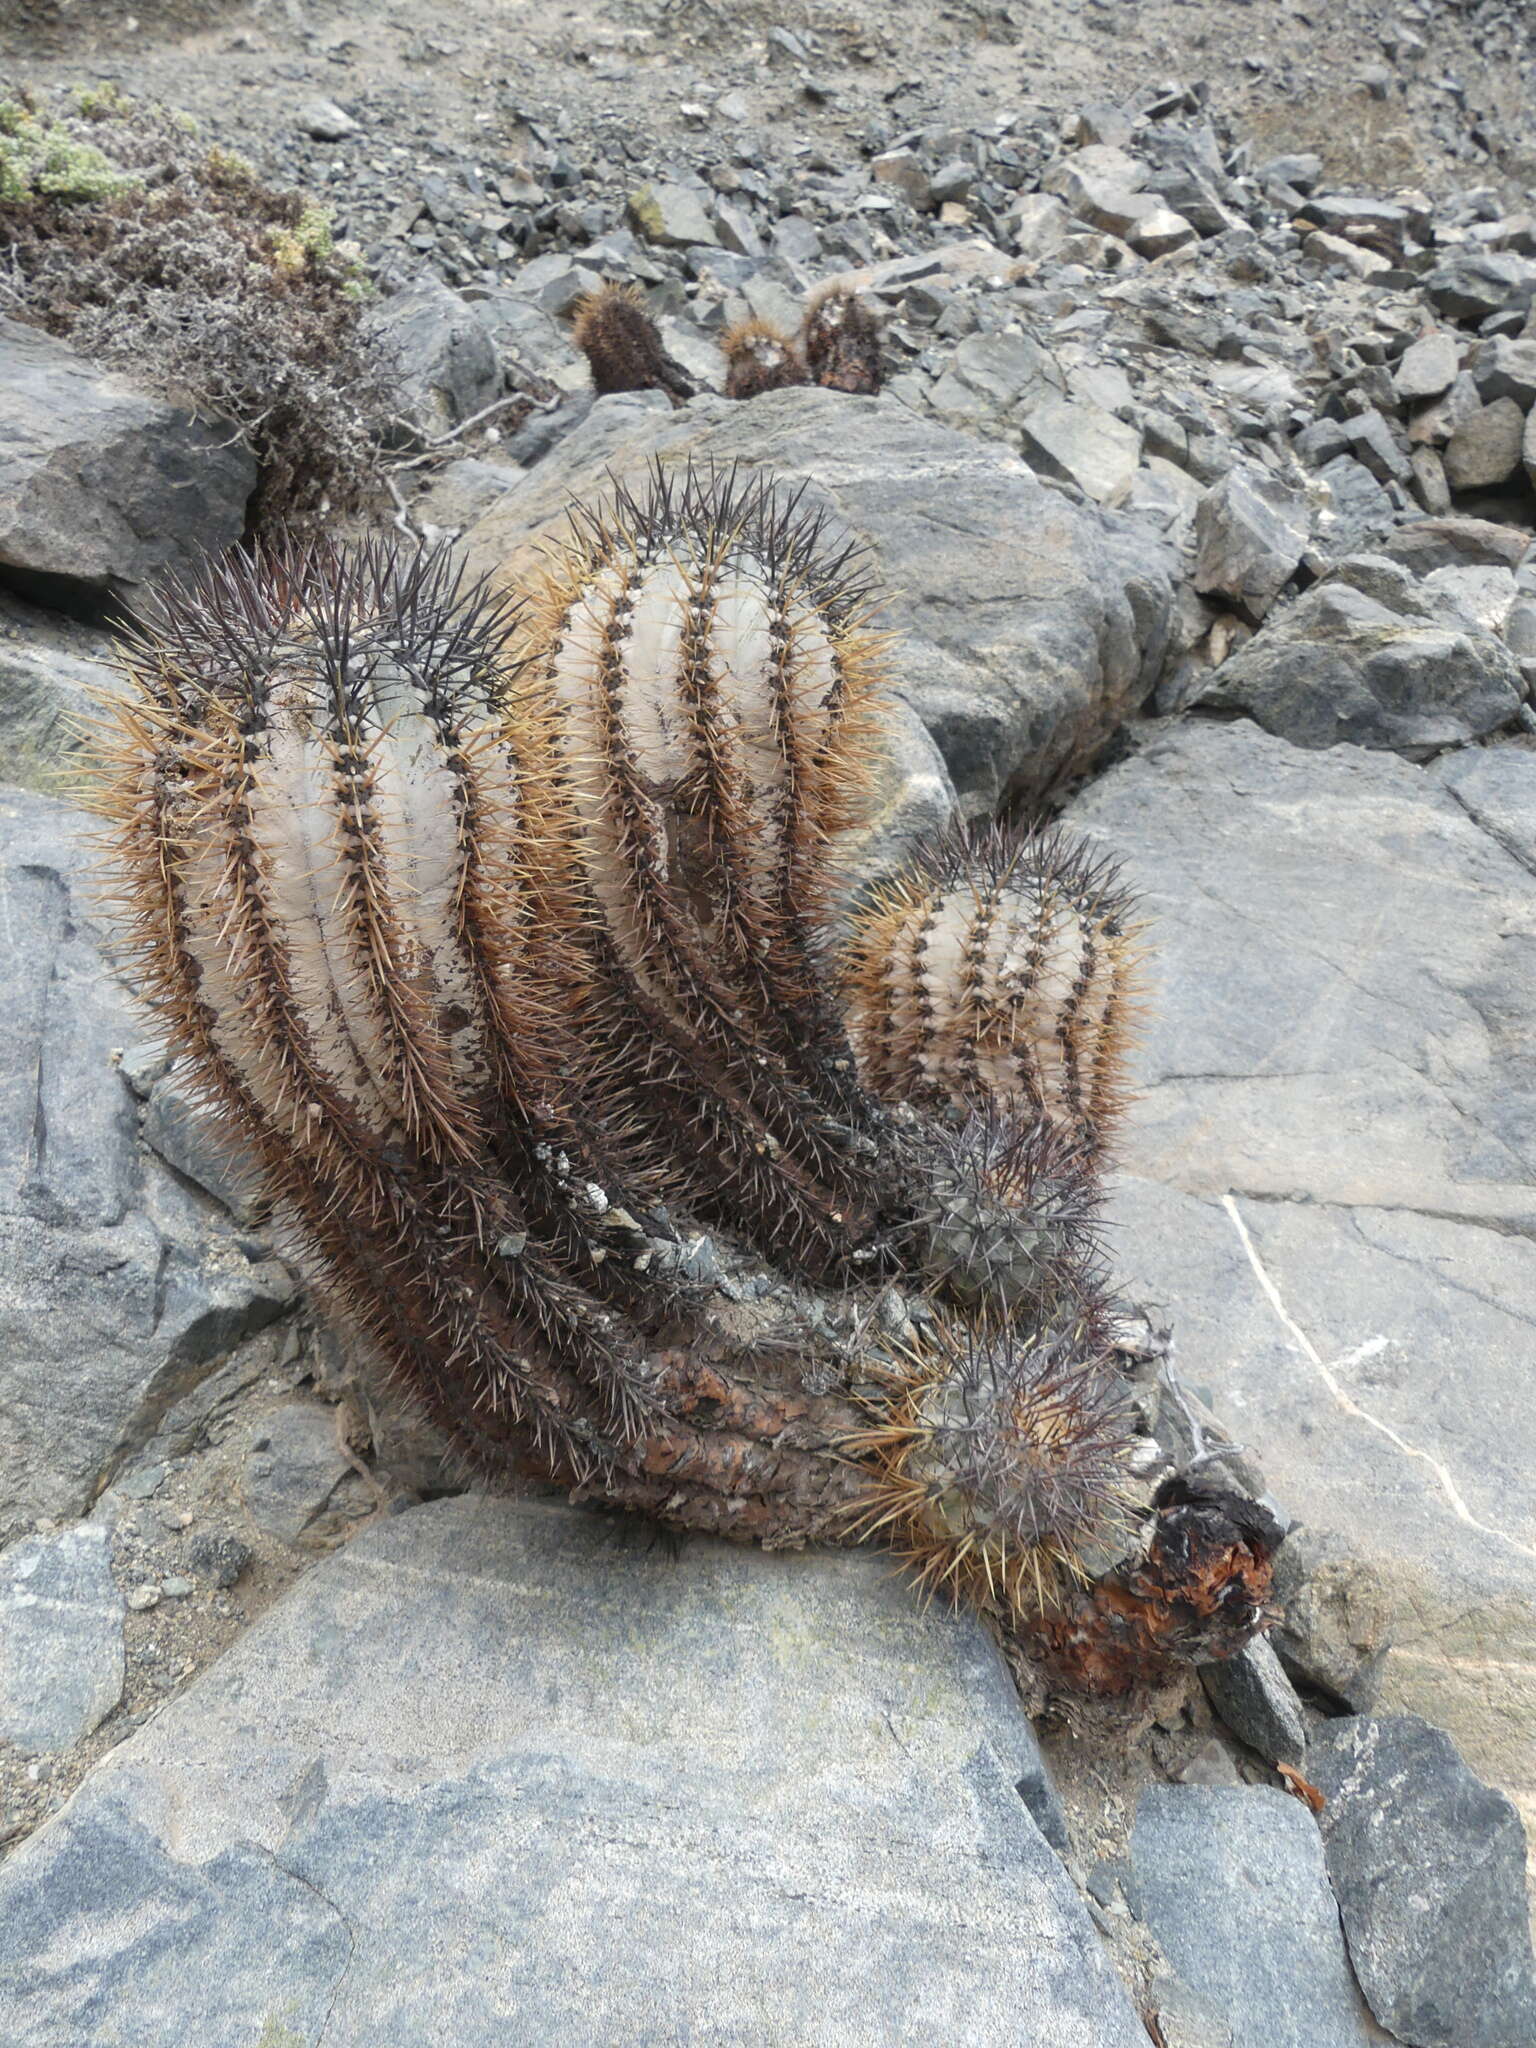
[91,469,1277,1691]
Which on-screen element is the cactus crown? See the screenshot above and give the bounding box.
[96,463,1159,1639]
[721,318,810,401]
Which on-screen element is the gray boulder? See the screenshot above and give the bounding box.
[0,1523,123,1753]
[461,386,1175,816]
[1269,1527,1393,1713]
[0,788,294,1539]
[140,1064,261,1223]
[1198,1638,1308,1768]
[1469,337,1536,410]
[464,288,568,382]
[1070,721,1536,1866]
[926,329,1065,428]
[1393,332,1459,404]
[1310,456,1398,562]
[1443,397,1527,493]
[1191,468,1310,622]
[1042,143,1149,236]
[0,1495,1148,2047]
[0,635,128,797]
[1308,1716,1536,2047]
[1192,575,1523,754]
[1129,1786,1379,2046]
[411,456,522,537]
[1425,250,1536,326]
[0,317,255,615]
[1377,515,1532,578]
[627,181,719,249]
[237,1401,375,1549]
[1017,395,1143,507]
[364,282,503,445]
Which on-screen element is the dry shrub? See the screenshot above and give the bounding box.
[0,87,393,526]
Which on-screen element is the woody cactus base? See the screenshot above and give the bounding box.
[95,465,1279,1694]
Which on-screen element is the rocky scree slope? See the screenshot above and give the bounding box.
[1,22,1535,2046]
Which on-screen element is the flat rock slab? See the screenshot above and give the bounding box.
[1130,1786,1380,2047]
[1070,721,1536,1841]
[0,1522,123,1753]
[0,1495,1148,2047]
[461,385,1175,817]
[0,789,294,1538]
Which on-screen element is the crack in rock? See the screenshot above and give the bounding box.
[1221,1191,1536,1564]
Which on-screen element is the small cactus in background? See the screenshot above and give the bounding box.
[720,318,809,399]
[801,283,884,395]
[95,465,1275,1688]
[571,282,697,404]
[572,284,883,406]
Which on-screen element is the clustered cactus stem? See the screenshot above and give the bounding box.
[839,822,1147,1160]
[569,283,697,405]
[572,281,884,408]
[95,464,1277,1691]
[721,317,810,400]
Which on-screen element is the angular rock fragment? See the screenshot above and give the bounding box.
[1308,1715,1536,2048]
[1393,331,1459,404]
[0,318,255,615]
[1018,395,1142,506]
[1199,1637,1308,1768]
[1193,575,1522,754]
[1269,1528,1392,1713]
[1042,144,1149,236]
[1443,397,1526,492]
[627,181,719,248]
[363,281,503,445]
[1191,469,1310,621]
[1130,1786,1379,2047]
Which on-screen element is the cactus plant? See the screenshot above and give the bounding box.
[801,283,884,396]
[839,821,1145,1159]
[570,282,697,404]
[720,318,810,399]
[571,283,883,407]
[94,465,1276,1688]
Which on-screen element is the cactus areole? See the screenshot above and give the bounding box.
[95,464,1279,1694]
